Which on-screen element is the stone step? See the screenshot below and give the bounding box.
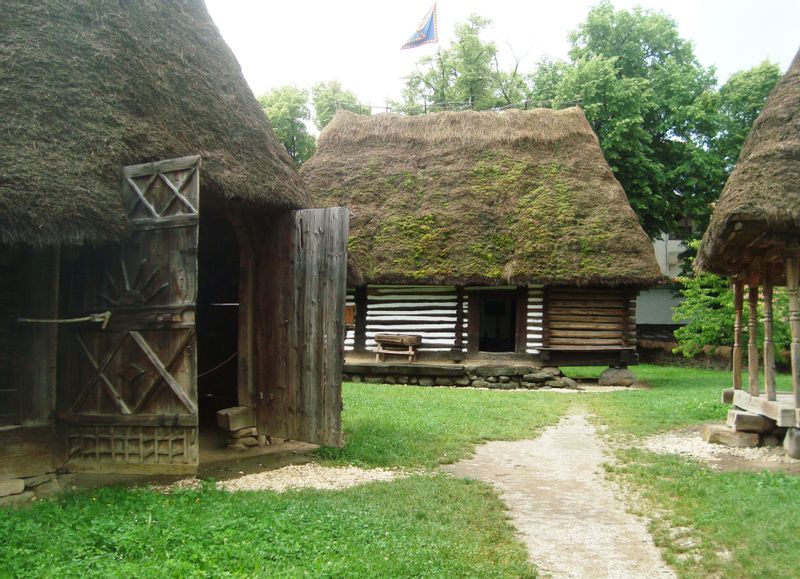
[702,424,759,448]
[726,409,777,433]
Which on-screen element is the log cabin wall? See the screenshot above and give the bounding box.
[364,286,462,353]
[544,287,636,347]
[526,286,544,355]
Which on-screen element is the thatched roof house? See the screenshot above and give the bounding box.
[0,0,306,246]
[302,108,660,367]
[0,0,347,491]
[303,107,661,287]
[697,49,800,278]
[696,48,800,451]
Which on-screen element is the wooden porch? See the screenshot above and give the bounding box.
[727,256,800,431]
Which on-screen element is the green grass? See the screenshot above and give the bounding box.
[316,382,570,467]
[572,364,800,578]
[0,475,535,578]
[607,450,800,579]
[576,365,733,436]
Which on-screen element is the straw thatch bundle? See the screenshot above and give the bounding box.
[0,0,306,246]
[697,48,800,275]
[302,107,661,286]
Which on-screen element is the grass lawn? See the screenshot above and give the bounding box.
[1,384,568,578]
[572,364,800,579]
[0,475,535,578]
[316,383,570,467]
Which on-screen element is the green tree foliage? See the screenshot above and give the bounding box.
[712,61,782,171]
[674,242,791,359]
[530,1,720,237]
[311,80,370,131]
[398,15,504,113]
[258,85,315,166]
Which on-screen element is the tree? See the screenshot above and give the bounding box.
[553,1,719,236]
[258,85,315,166]
[713,61,781,171]
[398,15,503,113]
[311,80,369,131]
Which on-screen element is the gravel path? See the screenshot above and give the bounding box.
[444,414,675,579]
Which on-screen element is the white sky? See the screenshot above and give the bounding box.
[205,0,799,111]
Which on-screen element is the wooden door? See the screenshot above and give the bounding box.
[257,208,348,448]
[58,156,200,473]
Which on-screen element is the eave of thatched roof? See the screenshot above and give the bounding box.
[0,0,306,246]
[301,107,662,287]
[697,48,800,276]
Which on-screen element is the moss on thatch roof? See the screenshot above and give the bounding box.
[0,0,306,246]
[301,108,661,287]
[697,48,800,275]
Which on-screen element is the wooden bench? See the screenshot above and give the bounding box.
[373,333,422,363]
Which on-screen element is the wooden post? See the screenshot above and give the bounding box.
[748,284,759,396]
[787,257,800,408]
[732,279,744,391]
[354,286,367,353]
[515,286,528,354]
[467,293,479,354]
[453,286,465,354]
[763,280,776,401]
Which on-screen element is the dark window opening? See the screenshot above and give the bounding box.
[479,295,516,352]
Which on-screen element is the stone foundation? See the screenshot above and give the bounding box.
[0,472,64,506]
[343,364,575,389]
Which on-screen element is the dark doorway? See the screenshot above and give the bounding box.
[197,195,239,428]
[479,294,517,352]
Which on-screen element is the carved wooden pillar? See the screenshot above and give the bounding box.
[786,257,800,408]
[763,280,776,401]
[748,284,760,396]
[732,279,744,391]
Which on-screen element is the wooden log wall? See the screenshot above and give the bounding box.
[526,286,544,354]
[364,286,463,352]
[545,287,636,348]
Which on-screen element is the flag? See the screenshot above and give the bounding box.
[401,3,438,49]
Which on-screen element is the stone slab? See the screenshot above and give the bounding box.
[702,424,759,448]
[598,367,635,387]
[784,428,800,459]
[230,427,258,439]
[0,478,25,498]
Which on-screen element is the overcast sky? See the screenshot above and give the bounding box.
[205,0,799,111]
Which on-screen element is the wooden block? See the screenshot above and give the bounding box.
[721,389,735,404]
[726,410,777,433]
[703,424,759,448]
[216,406,255,431]
[230,427,258,439]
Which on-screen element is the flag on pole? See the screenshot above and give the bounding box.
[401,3,438,49]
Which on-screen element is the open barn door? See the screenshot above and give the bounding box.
[257,208,348,448]
[58,156,200,474]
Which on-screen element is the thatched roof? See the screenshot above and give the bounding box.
[697,48,800,276]
[0,0,306,246]
[302,108,661,287]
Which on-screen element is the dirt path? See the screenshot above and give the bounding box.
[444,414,675,579]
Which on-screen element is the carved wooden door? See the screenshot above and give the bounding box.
[59,156,200,473]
